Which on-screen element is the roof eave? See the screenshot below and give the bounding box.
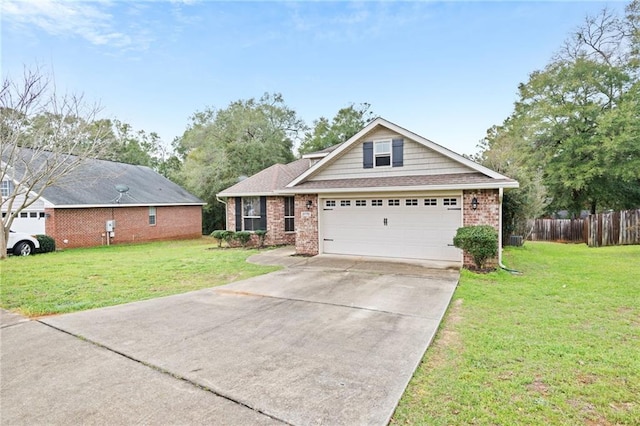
[50,202,206,208]
[278,181,519,195]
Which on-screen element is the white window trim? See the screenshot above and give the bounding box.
[374,139,392,168]
[149,206,157,226]
[242,197,262,231]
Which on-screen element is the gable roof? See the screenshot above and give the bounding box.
[217,158,309,197]
[5,147,204,208]
[287,117,516,189]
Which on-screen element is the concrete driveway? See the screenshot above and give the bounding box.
[1,248,459,425]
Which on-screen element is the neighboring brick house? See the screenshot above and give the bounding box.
[218,117,518,268]
[2,148,205,249]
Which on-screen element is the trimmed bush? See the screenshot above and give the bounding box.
[35,234,56,253]
[234,231,252,248]
[254,230,267,248]
[210,230,227,248]
[453,225,498,270]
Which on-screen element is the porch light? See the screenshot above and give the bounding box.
[306,200,313,210]
[471,196,479,210]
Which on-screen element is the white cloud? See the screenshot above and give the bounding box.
[1,0,148,50]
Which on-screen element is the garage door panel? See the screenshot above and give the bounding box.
[321,197,462,262]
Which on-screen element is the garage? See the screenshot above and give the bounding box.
[320,196,462,262]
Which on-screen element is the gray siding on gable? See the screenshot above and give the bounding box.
[309,128,475,181]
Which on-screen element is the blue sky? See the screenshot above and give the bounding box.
[2,0,624,156]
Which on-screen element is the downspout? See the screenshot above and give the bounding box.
[498,187,520,274]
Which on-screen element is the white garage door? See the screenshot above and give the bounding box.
[320,196,462,262]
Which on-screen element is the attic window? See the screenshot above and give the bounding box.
[374,140,391,167]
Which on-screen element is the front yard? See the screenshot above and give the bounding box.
[393,242,640,425]
[0,237,278,317]
[2,238,638,424]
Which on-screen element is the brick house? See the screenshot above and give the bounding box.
[218,118,518,268]
[2,148,205,249]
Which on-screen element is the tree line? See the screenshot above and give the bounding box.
[3,2,638,241]
[473,1,640,240]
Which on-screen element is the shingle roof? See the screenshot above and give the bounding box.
[218,158,310,196]
[5,148,204,207]
[286,173,518,192]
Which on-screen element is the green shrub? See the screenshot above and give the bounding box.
[254,230,267,248]
[35,234,56,253]
[210,230,227,248]
[453,225,498,270]
[234,231,252,248]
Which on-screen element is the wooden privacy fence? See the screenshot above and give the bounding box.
[528,218,586,243]
[527,209,640,247]
[587,209,640,247]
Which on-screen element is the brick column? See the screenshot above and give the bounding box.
[295,194,318,256]
[462,189,500,269]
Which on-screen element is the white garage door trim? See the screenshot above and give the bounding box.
[319,194,462,263]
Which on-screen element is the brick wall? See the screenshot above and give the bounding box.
[295,194,318,256]
[46,205,202,249]
[462,189,500,269]
[225,197,295,247]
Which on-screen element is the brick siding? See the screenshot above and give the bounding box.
[294,194,318,256]
[462,189,500,269]
[46,205,202,249]
[225,197,296,247]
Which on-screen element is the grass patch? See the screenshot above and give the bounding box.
[393,242,640,425]
[0,237,280,317]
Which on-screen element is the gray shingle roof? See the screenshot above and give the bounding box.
[218,158,310,196]
[6,148,204,206]
[287,173,518,191]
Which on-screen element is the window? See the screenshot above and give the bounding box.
[242,197,262,231]
[284,197,295,232]
[340,200,351,207]
[374,140,391,167]
[371,200,383,206]
[424,198,437,206]
[39,212,46,218]
[149,206,157,225]
[1,180,13,197]
[405,199,418,206]
[29,212,37,218]
[443,198,458,206]
[388,199,400,206]
[20,212,27,218]
[355,200,367,207]
[325,200,336,207]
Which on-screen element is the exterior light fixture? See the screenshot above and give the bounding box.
[306,200,313,210]
[471,196,479,210]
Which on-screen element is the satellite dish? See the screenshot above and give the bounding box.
[237,175,248,182]
[115,184,130,193]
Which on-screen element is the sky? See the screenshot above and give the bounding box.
[1,0,626,157]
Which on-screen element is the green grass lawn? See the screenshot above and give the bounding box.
[0,237,279,317]
[393,242,640,425]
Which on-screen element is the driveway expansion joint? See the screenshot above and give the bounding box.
[214,288,436,320]
[37,320,292,426]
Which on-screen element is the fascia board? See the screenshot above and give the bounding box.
[278,181,519,195]
[52,202,206,209]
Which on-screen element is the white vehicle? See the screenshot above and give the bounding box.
[7,230,40,256]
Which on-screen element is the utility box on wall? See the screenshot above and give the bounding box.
[106,220,116,232]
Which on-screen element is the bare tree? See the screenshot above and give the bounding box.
[0,67,111,258]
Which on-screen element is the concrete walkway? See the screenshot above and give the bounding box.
[1,247,459,425]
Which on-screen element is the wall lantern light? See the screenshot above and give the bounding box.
[471,196,479,210]
[306,200,313,210]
